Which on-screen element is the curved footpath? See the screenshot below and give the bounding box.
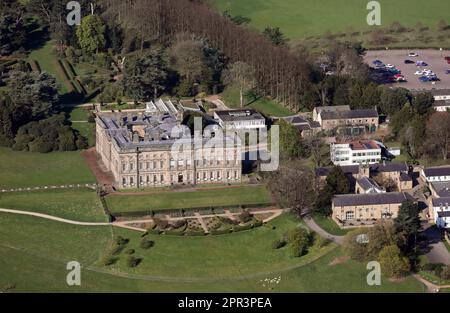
[302,214,450,293]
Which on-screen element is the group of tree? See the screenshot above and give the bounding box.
[0,70,87,152]
[343,200,421,278]
[390,92,450,161]
[314,166,351,216]
[0,0,28,56]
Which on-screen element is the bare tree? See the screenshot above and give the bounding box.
[426,112,450,160]
[266,160,316,217]
[222,61,256,108]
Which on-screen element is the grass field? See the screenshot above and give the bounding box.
[0,147,95,189]
[27,41,72,95]
[0,213,425,292]
[212,0,450,40]
[221,87,295,117]
[105,185,272,213]
[312,213,350,236]
[0,189,107,222]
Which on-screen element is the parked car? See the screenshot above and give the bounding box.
[404,59,415,64]
[445,56,450,61]
[385,64,395,69]
[447,59,450,64]
[414,70,424,75]
[416,61,428,66]
[419,76,429,82]
[445,69,450,74]
[408,52,419,57]
[389,68,401,74]
[373,60,383,65]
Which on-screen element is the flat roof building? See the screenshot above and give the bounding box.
[330,140,382,166]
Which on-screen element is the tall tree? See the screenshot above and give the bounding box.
[394,200,421,251]
[425,112,450,160]
[222,61,257,108]
[122,48,169,101]
[276,119,310,160]
[262,27,287,46]
[266,160,316,217]
[170,39,207,86]
[76,14,106,54]
[412,92,434,115]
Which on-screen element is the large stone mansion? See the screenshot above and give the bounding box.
[96,99,242,189]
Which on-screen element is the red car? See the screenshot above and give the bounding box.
[445,56,450,60]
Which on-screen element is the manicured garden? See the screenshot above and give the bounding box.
[105,185,273,213]
[0,147,96,189]
[0,189,107,222]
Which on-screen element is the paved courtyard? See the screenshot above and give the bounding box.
[364,49,450,91]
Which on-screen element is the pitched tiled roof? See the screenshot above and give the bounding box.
[432,197,450,207]
[320,109,378,120]
[357,177,382,191]
[370,162,408,173]
[333,192,414,207]
[424,166,450,177]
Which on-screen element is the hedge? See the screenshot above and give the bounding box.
[184,230,206,236]
[148,228,161,235]
[60,59,76,80]
[210,228,233,235]
[111,202,274,218]
[29,60,41,73]
[232,223,254,232]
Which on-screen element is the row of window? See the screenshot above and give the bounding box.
[352,152,380,157]
[121,159,240,172]
[121,171,240,186]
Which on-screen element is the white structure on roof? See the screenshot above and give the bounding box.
[145,98,180,117]
[330,140,381,166]
[432,197,450,229]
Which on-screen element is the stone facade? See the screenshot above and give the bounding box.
[96,109,242,189]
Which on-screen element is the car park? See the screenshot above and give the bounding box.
[415,70,425,75]
[419,76,429,82]
[373,60,383,65]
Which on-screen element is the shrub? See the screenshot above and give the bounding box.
[125,249,135,255]
[313,234,331,248]
[440,266,450,280]
[171,219,187,229]
[101,255,117,266]
[252,220,263,228]
[210,228,233,235]
[238,210,252,223]
[233,224,253,232]
[115,236,129,246]
[140,239,155,249]
[263,223,276,230]
[126,256,142,268]
[272,239,286,250]
[290,239,309,257]
[378,245,410,278]
[111,244,125,255]
[154,218,169,230]
[185,230,206,236]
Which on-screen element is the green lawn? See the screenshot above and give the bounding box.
[221,87,295,117]
[212,0,450,40]
[0,147,95,189]
[0,213,425,292]
[105,185,273,213]
[0,189,107,222]
[27,41,72,95]
[312,213,350,236]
